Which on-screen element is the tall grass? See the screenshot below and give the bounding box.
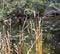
[0,17,42,54]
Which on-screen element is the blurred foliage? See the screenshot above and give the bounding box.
[0,0,60,54]
[0,0,46,19]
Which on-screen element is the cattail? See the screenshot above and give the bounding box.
[35,13,42,54]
